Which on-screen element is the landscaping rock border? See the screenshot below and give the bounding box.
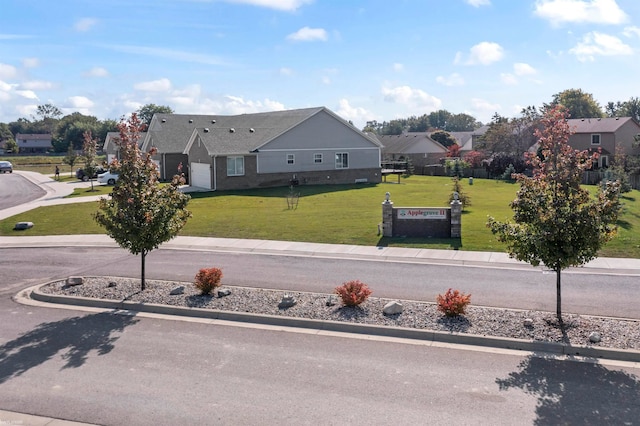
[35,276,640,360]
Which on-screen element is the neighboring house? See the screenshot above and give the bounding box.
[148,107,382,191]
[378,132,447,173]
[102,131,147,164]
[567,117,640,168]
[448,125,489,153]
[14,133,52,153]
[102,132,121,164]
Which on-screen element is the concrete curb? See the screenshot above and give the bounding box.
[29,284,640,363]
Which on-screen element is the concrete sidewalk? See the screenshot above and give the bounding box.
[0,170,104,221]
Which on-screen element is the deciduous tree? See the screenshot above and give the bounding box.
[63,144,79,176]
[81,130,100,191]
[94,113,191,291]
[547,88,604,118]
[431,130,457,148]
[136,104,174,126]
[488,106,621,323]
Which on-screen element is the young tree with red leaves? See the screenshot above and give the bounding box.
[487,106,621,324]
[94,113,191,291]
[81,130,99,191]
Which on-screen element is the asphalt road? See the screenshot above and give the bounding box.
[2,246,640,318]
[0,172,45,209]
[1,295,639,425]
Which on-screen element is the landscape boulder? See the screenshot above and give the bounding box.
[278,294,296,308]
[66,276,84,286]
[383,301,403,315]
[170,286,185,295]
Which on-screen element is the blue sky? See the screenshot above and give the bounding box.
[1,0,639,128]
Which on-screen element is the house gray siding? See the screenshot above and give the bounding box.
[154,153,188,182]
[257,110,380,174]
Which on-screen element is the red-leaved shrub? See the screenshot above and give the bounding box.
[335,280,372,307]
[437,288,471,317]
[194,267,223,295]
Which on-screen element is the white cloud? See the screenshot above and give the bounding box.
[21,80,56,90]
[74,18,98,32]
[64,96,94,115]
[15,90,39,100]
[382,85,442,110]
[22,57,39,68]
[466,0,491,6]
[393,63,404,72]
[279,67,293,76]
[101,44,229,66]
[470,98,501,120]
[286,27,328,42]
[134,78,172,92]
[513,62,537,75]
[321,76,331,85]
[68,96,94,108]
[224,0,313,11]
[569,31,633,61]
[436,73,465,86]
[0,80,13,92]
[219,95,285,115]
[453,52,463,65]
[335,99,373,128]
[84,67,109,77]
[500,73,518,85]
[466,42,504,65]
[0,91,10,102]
[623,26,640,38]
[0,34,33,40]
[0,63,18,80]
[16,104,37,116]
[534,0,628,26]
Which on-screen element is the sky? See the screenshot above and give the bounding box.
[1,0,640,129]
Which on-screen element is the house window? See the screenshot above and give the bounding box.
[591,134,601,145]
[600,155,609,168]
[335,152,349,169]
[287,154,295,165]
[314,153,323,164]
[227,156,244,176]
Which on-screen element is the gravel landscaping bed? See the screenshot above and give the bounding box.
[39,276,640,351]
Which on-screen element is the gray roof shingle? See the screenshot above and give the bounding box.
[145,107,326,154]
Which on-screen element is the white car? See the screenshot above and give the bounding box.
[97,171,119,185]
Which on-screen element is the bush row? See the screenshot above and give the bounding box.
[193,268,471,317]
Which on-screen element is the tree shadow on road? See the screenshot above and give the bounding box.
[0,311,138,384]
[496,354,640,425]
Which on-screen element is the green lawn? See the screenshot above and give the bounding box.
[2,175,639,258]
[1,155,105,176]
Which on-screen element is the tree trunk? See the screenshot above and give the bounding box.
[556,267,562,324]
[141,250,146,291]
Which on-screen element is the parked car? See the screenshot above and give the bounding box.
[0,161,13,173]
[97,171,119,185]
[76,167,106,181]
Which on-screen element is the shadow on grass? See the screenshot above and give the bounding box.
[0,312,138,385]
[376,236,462,250]
[496,355,640,424]
[187,183,379,200]
[617,219,633,230]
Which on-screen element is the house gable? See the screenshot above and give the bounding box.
[567,117,640,157]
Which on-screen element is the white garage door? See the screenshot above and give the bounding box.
[190,162,212,190]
